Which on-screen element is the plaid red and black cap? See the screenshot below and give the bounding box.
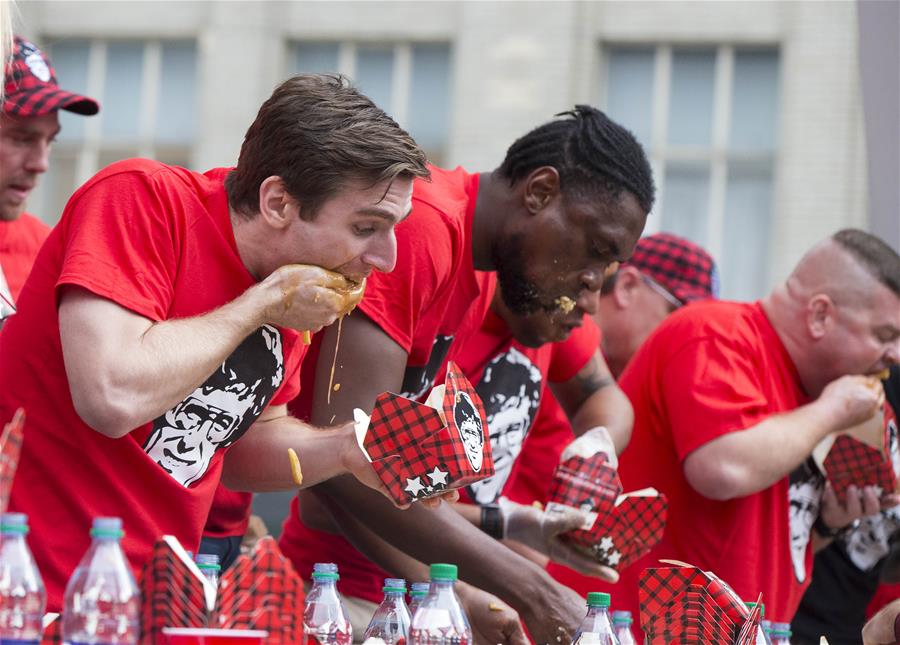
[626,232,719,304]
[4,36,99,117]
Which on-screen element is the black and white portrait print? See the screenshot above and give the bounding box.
[401,335,454,400]
[144,325,284,487]
[454,390,485,472]
[788,458,826,582]
[468,348,543,505]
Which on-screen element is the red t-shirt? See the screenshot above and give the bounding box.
[279,166,497,602]
[454,309,600,506]
[0,159,304,610]
[0,212,51,301]
[608,300,813,630]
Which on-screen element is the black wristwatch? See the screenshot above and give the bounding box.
[480,503,505,539]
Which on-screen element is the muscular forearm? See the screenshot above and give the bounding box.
[318,475,552,612]
[222,411,355,492]
[60,285,267,437]
[862,598,900,644]
[685,398,847,500]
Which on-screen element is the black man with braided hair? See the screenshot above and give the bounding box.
[266,106,654,645]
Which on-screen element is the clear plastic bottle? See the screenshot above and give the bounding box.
[768,622,793,645]
[409,564,471,645]
[0,513,46,645]
[304,563,352,645]
[571,593,619,645]
[610,610,636,645]
[363,578,410,645]
[407,583,429,617]
[194,554,221,591]
[62,517,140,645]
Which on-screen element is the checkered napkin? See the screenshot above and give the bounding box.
[639,563,757,644]
[0,408,25,514]
[361,361,494,505]
[582,492,667,571]
[139,536,303,644]
[824,433,898,503]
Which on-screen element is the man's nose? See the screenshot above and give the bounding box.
[25,141,51,174]
[576,290,601,316]
[363,231,398,274]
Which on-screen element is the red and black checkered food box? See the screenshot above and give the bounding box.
[0,408,25,514]
[546,453,667,571]
[639,562,762,644]
[361,361,494,506]
[819,405,899,504]
[138,535,304,644]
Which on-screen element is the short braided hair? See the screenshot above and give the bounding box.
[498,105,655,212]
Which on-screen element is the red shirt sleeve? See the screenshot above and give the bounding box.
[660,336,772,461]
[56,169,181,321]
[356,202,455,353]
[547,316,601,383]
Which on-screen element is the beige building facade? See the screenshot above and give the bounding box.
[19,0,871,301]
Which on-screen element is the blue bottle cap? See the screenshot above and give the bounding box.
[383,577,406,593]
[195,553,221,571]
[410,582,429,597]
[90,516,124,538]
[312,562,339,580]
[0,512,28,534]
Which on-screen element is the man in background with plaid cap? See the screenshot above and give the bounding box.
[612,229,900,637]
[0,35,98,314]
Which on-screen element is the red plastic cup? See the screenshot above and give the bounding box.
[161,627,269,644]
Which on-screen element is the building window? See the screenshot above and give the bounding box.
[32,38,198,224]
[290,41,453,165]
[602,45,780,300]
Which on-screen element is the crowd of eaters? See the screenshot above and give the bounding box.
[1,34,899,645]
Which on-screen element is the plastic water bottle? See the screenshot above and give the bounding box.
[194,554,221,591]
[363,578,410,645]
[304,563,352,645]
[62,517,140,645]
[769,622,793,645]
[571,593,619,645]
[409,563,471,645]
[0,513,46,644]
[610,610,636,645]
[407,582,429,617]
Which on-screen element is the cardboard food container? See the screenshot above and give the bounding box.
[357,361,494,505]
[814,406,899,503]
[546,453,666,571]
[139,536,303,644]
[639,561,763,644]
[0,408,25,514]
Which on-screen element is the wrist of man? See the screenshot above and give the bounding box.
[480,503,505,539]
[814,513,855,539]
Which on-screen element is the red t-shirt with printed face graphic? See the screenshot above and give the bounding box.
[280,166,496,604]
[605,301,813,632]
[453,310,600,507]
[0,160,304,611]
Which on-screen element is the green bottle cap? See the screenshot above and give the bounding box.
[430,563,458,581]
[586,592,610,608]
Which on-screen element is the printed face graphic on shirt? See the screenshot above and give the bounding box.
[144,325,284,487]
[841,505,900,571]
[468,347,543,504]
[787,459,825,583]
[401,335,454,400]
[454,390,484,472]
[888,415,899,482]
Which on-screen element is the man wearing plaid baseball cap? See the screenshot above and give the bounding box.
[0,35,99,311]
[597,232,719,378]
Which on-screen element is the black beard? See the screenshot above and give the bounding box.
[493,233,546,316]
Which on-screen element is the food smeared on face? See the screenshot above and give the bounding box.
[554,296,577,314]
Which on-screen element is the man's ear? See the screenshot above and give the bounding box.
[523,166,561,215]
[807,294,835,340]
[612,267,641,309]
[258,176,298,229]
